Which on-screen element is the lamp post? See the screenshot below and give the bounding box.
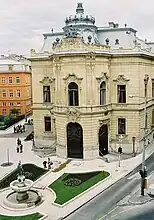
[129,74,149,196]
[132,136,136,157]
[141,74,149,196]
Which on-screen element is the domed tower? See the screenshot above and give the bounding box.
[63,3,99,44]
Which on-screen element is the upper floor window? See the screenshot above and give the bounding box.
[152,79,154,98]
[68,82,79,106]
[44,116,51,132]
[2,102,6,106]
[16,77,20,84]
[16,90,20,98]
[9,90,13,98]
[9,102,14,106]
[1,77,6,84]
[100,82,106,105]
[8,77,13,84]
[2,90,6,98]
[117,85,126,103]
[118,118,126,134]
[43,86,51,103]
[2,109,6,116]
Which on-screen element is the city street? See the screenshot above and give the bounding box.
[65,153,154,220]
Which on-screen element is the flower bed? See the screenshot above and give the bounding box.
[49,170,110,205]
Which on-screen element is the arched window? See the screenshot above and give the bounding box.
[100,82,106,105]
[68,82,79,106]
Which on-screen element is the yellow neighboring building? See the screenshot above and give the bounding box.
[0,55,32,117]
[29,3,154,159]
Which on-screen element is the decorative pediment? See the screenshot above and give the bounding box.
[63,73,83,83]
[96,72,109,83]
[113,75,130,83]
[40,76,55,84]
[65,107,80,122]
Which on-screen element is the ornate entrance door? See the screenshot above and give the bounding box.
[67,122,83,159]
[99,124,108,156]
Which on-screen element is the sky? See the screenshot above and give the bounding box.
[0,0,154,56]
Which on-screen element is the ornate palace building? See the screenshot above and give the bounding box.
[29,3,154,159]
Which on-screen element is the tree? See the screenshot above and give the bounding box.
[10,109,19,118]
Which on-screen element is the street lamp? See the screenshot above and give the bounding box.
[129,74,149,196]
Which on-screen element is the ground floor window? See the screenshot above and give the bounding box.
[44,117,51,132]
[118,118,126,134]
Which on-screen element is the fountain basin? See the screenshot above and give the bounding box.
[4,189,42,209]
[10,179,33,192]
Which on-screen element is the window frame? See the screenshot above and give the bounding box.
[44,116,51,132]
[100,82,106,105]
[16,89,20,98]
[1,77,6,84]
[118,118,126,135]
[16,77,20,84]
[2,109,6,116]
[8,77,13,84]
[68,82,79,106]
[2,90,6,98]
[43,86,51,103]
[9,90,14,98]
[117,85,126,103]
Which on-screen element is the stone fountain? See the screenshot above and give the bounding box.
[4,161,42,209]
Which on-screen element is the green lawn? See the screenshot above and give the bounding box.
[0,163,47,190]
[0,212,43,220]
[49,171,110,205]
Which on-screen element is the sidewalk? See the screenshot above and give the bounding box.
[0,128,153,219]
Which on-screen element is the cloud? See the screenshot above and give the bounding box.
[0,0,154,55]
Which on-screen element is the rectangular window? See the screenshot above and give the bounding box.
[152,79,154,98]
[9,102,14,106]
[8,77,13,84]
[43,86,51,103]
[118,118,126,134]
[17,102,21,106]
[117,85,126,103]
[2,90,6,98]
[18,109,21,115]
[16,89,20,97]
[9,90,13,98]
[2,109,6,116]
[16,77,20,84]
[1,77,6,84]
[44,117,51,131]
[2,102,6,106]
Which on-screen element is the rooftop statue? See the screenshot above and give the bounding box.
[17,161,24,176]
[65,28,78,38]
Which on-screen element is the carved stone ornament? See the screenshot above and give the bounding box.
[113,75,130,83]
[99,119,110,130]
[65,107,80,122]
[63,73,83,82]
[63,73,83,90]
[96,72,109,83]
[40,76,55,84]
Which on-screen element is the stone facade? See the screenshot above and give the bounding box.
[29,3,154,159]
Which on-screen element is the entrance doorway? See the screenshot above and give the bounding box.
[67,122,83,158]
[99,124,108,156]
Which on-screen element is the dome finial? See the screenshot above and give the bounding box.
[76,3,84,14]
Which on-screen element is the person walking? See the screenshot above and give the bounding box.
[43,161,47,169]
[19,144,23,153]
[16,145,19,153]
